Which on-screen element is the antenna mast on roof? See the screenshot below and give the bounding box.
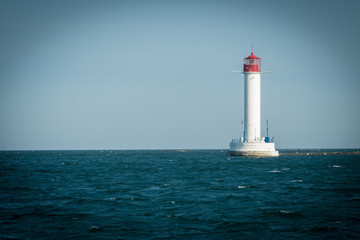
[251,44,253,53]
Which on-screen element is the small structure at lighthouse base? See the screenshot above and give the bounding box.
[229,139,279,157]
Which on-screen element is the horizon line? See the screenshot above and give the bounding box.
[1,147,360,152]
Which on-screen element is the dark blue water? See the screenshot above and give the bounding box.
[1,150,360,239]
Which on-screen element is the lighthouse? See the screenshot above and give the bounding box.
[228,51,279,157]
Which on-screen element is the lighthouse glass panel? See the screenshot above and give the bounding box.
[244,58,261,72]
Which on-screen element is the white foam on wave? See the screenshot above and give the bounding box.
[268,169,281,173]
[280,210,294,214]
[331,165,343,168]
[238,185,250,189]
[291,180,303,183]
[89,226,99,231]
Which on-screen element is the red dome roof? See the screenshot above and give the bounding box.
[245,52,260,59]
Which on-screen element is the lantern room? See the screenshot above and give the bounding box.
[243,52,261,72]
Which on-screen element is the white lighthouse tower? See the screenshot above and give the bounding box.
[229,51,279,157]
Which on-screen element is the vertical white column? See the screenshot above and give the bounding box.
[244,72,261,142]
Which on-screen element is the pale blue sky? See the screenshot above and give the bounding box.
[1,0,359,150]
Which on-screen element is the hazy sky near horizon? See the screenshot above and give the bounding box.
[1,0,359,150]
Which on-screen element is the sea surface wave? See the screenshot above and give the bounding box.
[1,150,360,239]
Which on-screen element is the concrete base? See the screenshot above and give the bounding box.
[228,141,279,157]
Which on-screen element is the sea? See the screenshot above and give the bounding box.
[1,149,360,239]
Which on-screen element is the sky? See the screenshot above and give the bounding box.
[0,0,359,150]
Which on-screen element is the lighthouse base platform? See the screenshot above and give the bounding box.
[228,140,279,157]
